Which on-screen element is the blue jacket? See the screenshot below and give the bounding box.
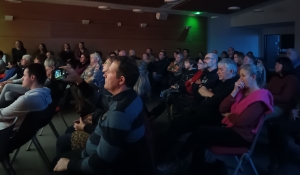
[0,67,18,82]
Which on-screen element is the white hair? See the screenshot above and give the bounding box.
[22,54,32,61]
[91,53,102,64]
[218,58,237,75]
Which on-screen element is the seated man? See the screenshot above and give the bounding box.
[0,63,52,130]
[0,50,6,73]
[158,58,239,159]
[51,56,155,175]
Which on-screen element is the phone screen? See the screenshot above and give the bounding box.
[53,69,65,80]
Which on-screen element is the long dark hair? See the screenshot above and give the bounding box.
[39,43,47,53]
[276,57,295,76]
[16,40,24,49]
[63,43,71,51]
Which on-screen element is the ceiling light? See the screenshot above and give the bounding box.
[98,6,110,10]
[194,12,202,15]
[133,9,143,13]
[164,0,179,3]
[211,16,219,19]
[253,9,263,12]
[228,6,241,10]
[5,15,14,21]
[6,0,22,3]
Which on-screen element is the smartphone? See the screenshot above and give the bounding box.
[53,68,66,81]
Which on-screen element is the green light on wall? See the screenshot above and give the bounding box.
[185,16,200,28]
[195,12,202,15]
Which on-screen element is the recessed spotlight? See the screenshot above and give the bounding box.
[253,9,263,12]
[228,6,241,10]
[6,0,22,3]
[211,16,219,19]
[133,9,143,13]
[164,0,179,3]
[98,6,110,10]
[194,12,202,15]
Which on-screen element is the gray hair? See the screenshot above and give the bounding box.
[22,54,33,62]
[91,53,102,64]
[44,58,63,68]
[218,58,237,75]
[240,64,265,88]
[177,53,184,61]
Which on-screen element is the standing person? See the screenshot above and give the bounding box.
[60,43,75,64]
[36,43,48,55]
[12,40,27,62]
[75,42,89,62]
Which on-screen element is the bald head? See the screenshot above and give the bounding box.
[119,50,126,56]
[287,48,299,62]
[204,53,218,70]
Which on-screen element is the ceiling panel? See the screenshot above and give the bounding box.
[79,0,165,8]
[172,0,271,14]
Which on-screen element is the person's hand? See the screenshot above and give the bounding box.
[60,66,83,84]
[195,80,201,84]
[74,117,85,131]
[222,113,231,117]
[231,79,245,97]
[53,158,70,172]
[171,85,176,89]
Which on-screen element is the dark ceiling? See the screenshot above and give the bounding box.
[173,0,271,14]
[79,0,165,8]
[79,0,272,14]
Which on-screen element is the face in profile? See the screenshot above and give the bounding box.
[217,64,231,81]
[239,69,253,88]
[22,69,31,88]
[197,59,205,70]
[184,61,191,69]
[102,59,112,73]
[104,62,120,92]
[80,55,87,63]
[15,41,20,48]
[275,62,282,73]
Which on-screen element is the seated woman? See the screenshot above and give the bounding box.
[166,53,184,86]
[134,60,151,101]
[185,58,205,95]
[75,53,103,112]
[268,109,300,174]
[0,60,18,82]
[148,58,198,121]
[233,52,244,74]
[266,57,300,120]
[158,64,273,174]
[56,55,114,156]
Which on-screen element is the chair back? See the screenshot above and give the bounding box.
[0,119,17,161]
[9,103,55,151]
[247,115,266,155]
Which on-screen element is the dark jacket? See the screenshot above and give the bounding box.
[154,58,169,76]
[60,50,75,63]
[12,48,27,62]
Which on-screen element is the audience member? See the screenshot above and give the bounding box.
[247,51,254,57]
[12,40,27,62]
[243,55,256,65]
[234,52,244,73]
[60,43,74,64]
[183,49,190,59]
[221,51,227,59]
[36,43,48,55]
[153,51,169,82]
[212,50,218,55]
[109,52,117,57]
[134,60,151,100]
[158,64,273,174]
[196,51,204,62]
[75,42,89,61]
[266,57,300,120]
[51,56,155,175]
[129,49,141,60]
[185,58,205,95]
[0,60,18,82]
[286,48,300,81]
[46,51,55,59]
[228,47,235,59]
[114,50,120,56]
[118,50,126,56]
[34,54,47,65]
[81,53,103,88]
[0,50,6,73]
[0,63,52,130]
[167,53,184,85]
[146,48,155,62]
[257,58,266,84]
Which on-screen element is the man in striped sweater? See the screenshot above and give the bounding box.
[52,56,155,175]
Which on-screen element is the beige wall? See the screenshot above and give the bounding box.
[0,1,207,60]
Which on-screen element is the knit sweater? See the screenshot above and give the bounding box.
[220,89,273,142]
[68,82,155,175]
[268,74,300,113]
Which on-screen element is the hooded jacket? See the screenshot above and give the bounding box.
[0,87,52,130]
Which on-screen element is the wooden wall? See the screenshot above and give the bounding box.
[0,1,207,59]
